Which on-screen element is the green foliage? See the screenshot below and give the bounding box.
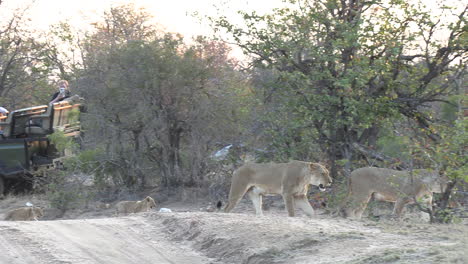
[72,4,254,188]
[45,171,94,212]
[377,134,410,162]
[62,148,131,189]
[326,179,349,210]
[406,117,467,223]
[0,6,61,108]
[440,95,465,123]
[211,0,466,175]
[67,108,80,124]
[63,148,104,174]
[433,208,462,224]
[412,118,467,182]
[435,119,468,182]
[47,131,78,153]
[259,99,323,162]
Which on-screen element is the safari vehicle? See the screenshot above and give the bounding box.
[0,100,81,195]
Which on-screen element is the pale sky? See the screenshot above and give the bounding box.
[0,0,464,61]
[1,0,284,38]
[2,0,464,37]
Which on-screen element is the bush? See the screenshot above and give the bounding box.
[44,170,95,216]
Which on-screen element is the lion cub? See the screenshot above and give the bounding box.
[115,196,157,215]
[4,206,44,221]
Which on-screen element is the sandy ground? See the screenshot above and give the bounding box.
[0,196,467,264]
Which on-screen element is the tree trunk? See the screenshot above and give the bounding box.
[167,126,183,186]
[433,180,458,223]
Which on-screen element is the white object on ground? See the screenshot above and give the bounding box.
[211,144,233,160]
[159,208,172,213]
[25,202,33,207]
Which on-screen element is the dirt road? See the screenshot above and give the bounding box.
[0,208,467,264]
[0,216,212,264]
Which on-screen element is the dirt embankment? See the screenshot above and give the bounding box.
[0,194,467,264]
[150,211,468,264]
[1,210,466,264]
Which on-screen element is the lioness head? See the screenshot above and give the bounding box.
[429,174,450,193]
[309,163,332,191]
[143,196,157,209]
[417,170,450,193]
[34,207,44,219]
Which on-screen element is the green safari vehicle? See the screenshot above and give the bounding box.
[0,100,82,195]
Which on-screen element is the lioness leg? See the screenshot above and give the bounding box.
[419,194,433,215]
[224,193,246,213]
[294,194,315,217]
[247,189,263,216]
[224,179,251,213]
[282,193,296,217]
[348,194,372,219]
[393,198,412,218]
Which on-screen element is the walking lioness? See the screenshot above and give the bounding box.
[224,160,332,217]
[342,167,449,219]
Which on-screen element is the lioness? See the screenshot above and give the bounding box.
[224,160,332,217]
[115,196,157,215]
[4,206,44,221]
[342,167,448,219]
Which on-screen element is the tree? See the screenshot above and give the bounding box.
[410,116,467,223]
[75,4,251,188]
[0,3,54,108]
[212,0,467,177]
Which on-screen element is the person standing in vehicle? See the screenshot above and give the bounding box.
[0,107,8,137]
[0,107,8,117]
[50,80,71,104]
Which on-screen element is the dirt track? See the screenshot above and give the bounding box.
[0,216,212,264]
[0,209,467,264]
